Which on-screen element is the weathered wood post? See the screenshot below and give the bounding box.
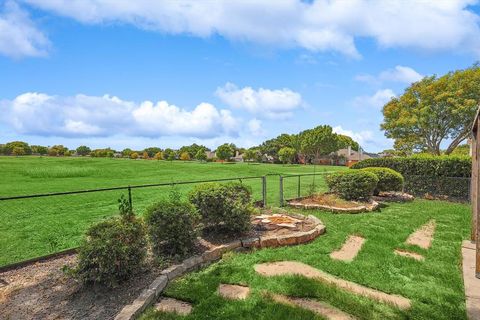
[473,111,480,279]
[471,136,477,242]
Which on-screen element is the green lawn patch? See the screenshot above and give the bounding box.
[141,200,470,320]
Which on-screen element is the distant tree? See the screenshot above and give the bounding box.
[243,148,257,163]
[144,147,162,158]
[336,135,359,151]
[5,141,32,155]
[382,64,480,155]
[12,146,26,156]
[142,151,149,160]
[179,143,209,159]
[180,152,191,161]
[278,147,296,164]
[216,143,234,161]
[450,144,470,156]
[50,145,68,156]
[130,152,139,159]
[300,125,339,164]
[0,144,5,155]
[195,149,207,162]
[163,148,176,161]
[64,150,72,157]
[76,145,91,156]
[122,148,133,158]
[48,148,59,157]
[154,152,163,160]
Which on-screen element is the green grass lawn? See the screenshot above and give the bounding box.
[141,200,470,320]
[0,156,346,266]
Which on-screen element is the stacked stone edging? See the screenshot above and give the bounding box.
[287,199,379,213]
[114,215,325,320]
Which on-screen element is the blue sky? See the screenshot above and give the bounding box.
[1,1,479,152]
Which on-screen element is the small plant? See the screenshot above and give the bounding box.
[74,215,147,287]
[145,195,199,257]
[326,170,378,201]
[118,194,133,219]
[359,167,404,195]
[188,182,254,234]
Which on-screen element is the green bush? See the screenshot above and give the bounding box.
[145,199,199,257]
[188,182,253,234]
[359,167,404,195]
[75,216,147,287]
[351,155,471,177]
[326,171,379,201]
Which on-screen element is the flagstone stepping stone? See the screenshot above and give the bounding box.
[270,293,355,320]
[405,220,436,249]
[154,298,192,315]
[255,261,411,309]
[330,235,365,262]
[217,284,250,300]
[394,249,424,261]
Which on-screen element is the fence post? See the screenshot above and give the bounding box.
[297,175,301,198]
[279,175,284,207]
[262,176,267,207]
[128,186,132,211]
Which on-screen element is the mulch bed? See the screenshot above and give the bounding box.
[0,211,314,320]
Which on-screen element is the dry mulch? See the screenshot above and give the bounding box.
[297,193,367,209]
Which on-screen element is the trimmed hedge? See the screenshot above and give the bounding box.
[145,199,199,257]
[189,182,254,234]
[359,167,404,195]
[351,155,471,177]
[326,171,379,201]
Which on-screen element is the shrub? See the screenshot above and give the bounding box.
[145,198,199,257]
[326,171,378,201]
[188,182,253,234]
[130,152,139,159]
[359,167,404,195]
[75,215,147,287]
[351,155,471,177]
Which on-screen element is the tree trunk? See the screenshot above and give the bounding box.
[445,133,469,155]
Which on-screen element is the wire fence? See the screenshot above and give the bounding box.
[0,176,266,268]
[403,175,471,202]
[279,172,330,206]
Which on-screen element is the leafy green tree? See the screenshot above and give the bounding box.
[130,152,139,159]
[5,141,31,155]
[50,145,68,156]
[278,147,296,164]
[154,152,163,160]
[12,146,26,156]
[31,145,48,155]
[76,145,91,156]
[450,144,470,156]
[163,148,176,161]
[179,144,209,159]
[382,64,480,155]
[180,152,191,161]
[122,148,133,158]
[144,147,162,158]
[0,144,5,155]
[300,125,339,163]
[195,149,207,162]
[216,143,234,161]
[243,148,260,163]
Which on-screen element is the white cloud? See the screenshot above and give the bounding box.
[0,1,49,58]
[215,82,302,119]
[356,65,423,85]
[353,89,396,109]
[0,92,239,138]
[20,0,480,57]
[247,118,264,136]
[333,125,373,146]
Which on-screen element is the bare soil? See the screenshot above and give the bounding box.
[298,193,366,209]
[405,220,436,249]
[394,249,424,261]
[330,235,366,262]
[217,284,250,300]
[154,298,192,316]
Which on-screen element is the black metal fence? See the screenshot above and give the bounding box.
[403,175,471,202]
[0,176,266,268]
[279,172,330,206]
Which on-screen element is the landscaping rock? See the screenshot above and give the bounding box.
[155,298,192,316]
[161,264,185,281]
[217,284,250,300]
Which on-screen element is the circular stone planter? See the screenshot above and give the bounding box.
[287,197,379,214]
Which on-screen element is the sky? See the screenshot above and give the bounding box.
[0,0,479,152]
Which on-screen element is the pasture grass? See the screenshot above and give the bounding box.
[141,200,470,320]
[0,156,345,266]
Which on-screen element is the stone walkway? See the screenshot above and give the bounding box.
[461,240,480,320]
[330,235,365,262]
[255,261,411,309]
[269,293,355,320]
[406,220,436,249]
[218,284,250,300]
[154,298,192,316]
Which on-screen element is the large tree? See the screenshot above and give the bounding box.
[300,125,339,163]
[216,143,234,161]
[381,64,480,155]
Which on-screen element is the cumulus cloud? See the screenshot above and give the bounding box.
[19,0,480,57]
[353,89,396,109]
[0,92,239,138]
[215,82,302,119]
[356,65,423,85]
[0,1,49,58]
[333,125,373,146]
[247,118,264,136]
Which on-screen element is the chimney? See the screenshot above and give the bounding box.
[347,146,351,159]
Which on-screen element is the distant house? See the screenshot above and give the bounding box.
[336,146,378,166]
[205,151,216,159]
[233,151,244,162]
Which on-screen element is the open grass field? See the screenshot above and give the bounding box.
[0,156,346,266]
[141,200,471,320]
